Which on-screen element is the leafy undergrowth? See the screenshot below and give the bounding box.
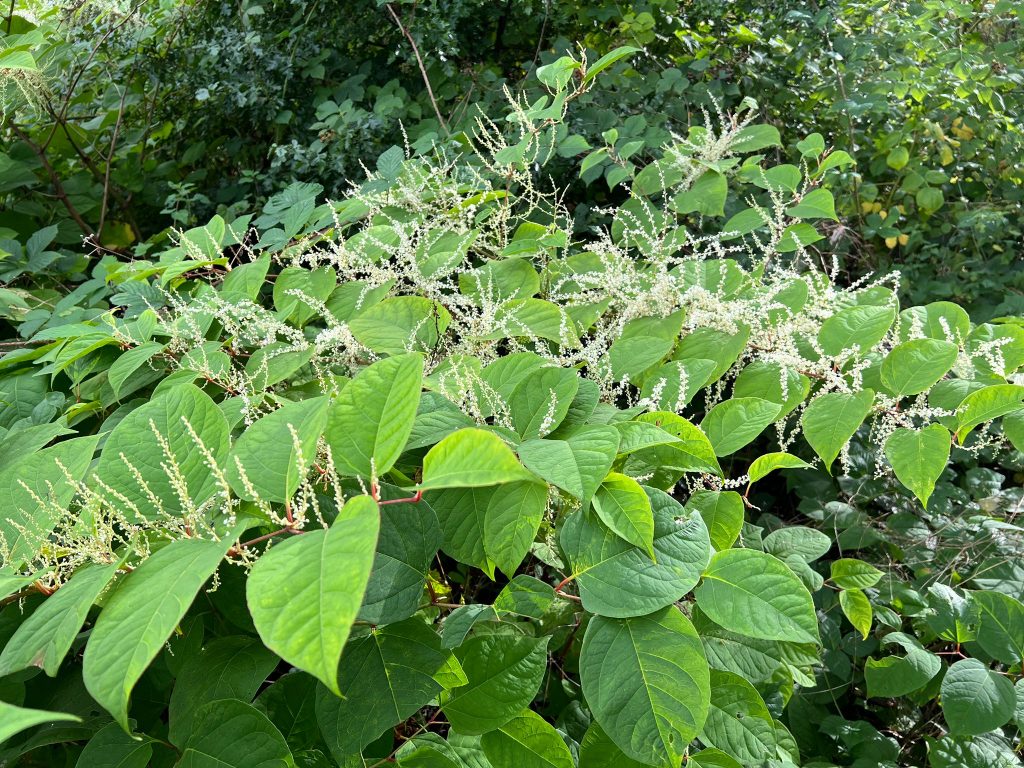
[1,54,1023,768]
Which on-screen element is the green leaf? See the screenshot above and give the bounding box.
[818,305,895,356]
[168,637,279,746]
[580,607,710,767]
[430,480,547,578]
[349,296,452,354]
[359,487,443,625]
[700,398,781,457]
[700,670,777,763]
[536,55,580,90]
[955,384,1024,443]
[884,424,951,508]
[246,495,380,696]
[583,45,641,82]
[440,634,549,735]
[786,188,837,220]
[108,342,165,400]
[747,452,812,483]
[316,618,460,758]
[694,549,819,643]
[0,700,80,744]
[480,709,574,768]
[578,722,647,768]
[273,265,336,327]
[561,487,710,618]
[0,434,100,569]
[685,490,744,551]
[419,428,535,490]
[762,526,831,562]
[179,699,293,767]
[971,590,1024,665]
[776,222,823,252]
[801,389,875,471]
[830,558,884,589]
[865,633,941,698]
[93,383,230,522]
[692,608,800,686]
[672,171,727,216]
[517,425,618,503]
[591,472,655,559]
[731,124,781,152]
[0,560,120,677]
[228,396,329,502]
[941,659,1016,736]
[839,588,873,639]
[493,575,555,619]
[325,354,423,477]
[76,722,153,768]
[631,412,722,477]
[881,339,959,397]
[83,537,233,729]
[508,366,578,439]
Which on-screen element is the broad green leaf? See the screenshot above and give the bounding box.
[273,265,336,327]
[747,452,812,483]
[108,342,165,400]
[971,590,1024,665]
[630,412,722,477]
[941,659,1015,736]
[700,398,781,457]
[536,55,580,90]
[700,670,777,763]
[561,488,710,618]
[325,354,423,478]
[0,434,100,569]
[0,700,80,744]
[580,607,710,767]
[839,588,873,639]
[578,722,646,768]
[762,526,831,562]
[179,699,292,767]
[881,339,958,397]
[440,634,549,735]
[247,495,380,696]
[396,733,467,768]
[93,383,230,522]
[801,389,875,471]
[672,171,727,216]
[508,366,578,439]
[786,188,837,220]
[830,558,884,589]
[731,124,781,152]
[955,384,1024,442]
[83,537,233,729]
[884,424,950,508]
[639,359,717,411]
[818,305,895,356]
[419,428,535,490]
[359,487,443,625]
[480,709,574,768]
[690,748,744,768]
[76,722,153,768]
[899,301,971,343]
[591,472,655,559]
[865,633,941,698]
[168,637,279,746]
[692,609,800,686]
[685,491,744,551]
[493,575,555,619]
[583,45,641,82]
[776,222,823,252]
[228,396,329,501]
[0,561,120,677]
[349,296,452,354]
[430,480,547,578]
[517,425,618,503]
[316,618,461,759]
[927,734,1021,768]
[694,549,819,643]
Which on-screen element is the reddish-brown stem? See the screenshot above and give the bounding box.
[228,526,299,556]
[379,490,422,506]
[285,501,294,525]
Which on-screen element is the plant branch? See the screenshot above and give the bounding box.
[384,3,448,133]
[11,125,95,236]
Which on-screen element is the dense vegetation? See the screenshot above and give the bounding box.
[1,2,1023,767]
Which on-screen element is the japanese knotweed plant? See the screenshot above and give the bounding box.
[2,49,1024,768]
